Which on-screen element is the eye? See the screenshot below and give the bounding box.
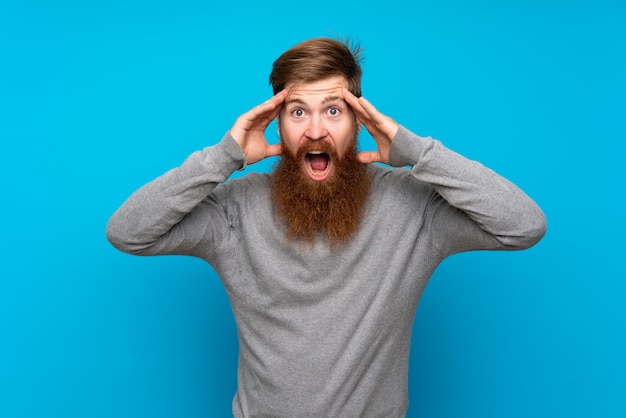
[327,106,341,117]
[292,108,305,118]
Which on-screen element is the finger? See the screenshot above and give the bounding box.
[341,88,359,106]
[274,88,288,101]
[239,104,282,134]
[343,90,386,134]
[265,89,288,113]
[357,151,380,164]
[265,100,284,124]
[356,96,390,126]
[355,96,376,117]
[247,90,288,120]
[342,89,369,121]
[351,95,399,139]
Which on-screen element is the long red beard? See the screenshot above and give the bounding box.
[270,138,371,248]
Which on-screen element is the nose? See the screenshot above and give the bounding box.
[304,114,328,141]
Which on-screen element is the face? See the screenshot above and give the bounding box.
[279,75,359,182]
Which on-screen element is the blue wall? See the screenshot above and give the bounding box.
[1,0,624,416]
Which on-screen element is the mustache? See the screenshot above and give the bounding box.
[283,139,350,162]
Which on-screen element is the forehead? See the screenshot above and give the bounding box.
[285,75,349,103]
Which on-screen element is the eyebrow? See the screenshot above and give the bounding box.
[322,95,344,105]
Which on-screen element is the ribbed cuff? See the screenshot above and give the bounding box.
[388,125,431,168]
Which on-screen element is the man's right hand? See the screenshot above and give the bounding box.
[229,90,287,166]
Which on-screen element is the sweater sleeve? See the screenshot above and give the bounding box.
[388,125,546,253]
[106,133,246,256]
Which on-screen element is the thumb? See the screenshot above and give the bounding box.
[266,143,283,158]
[357,151,380,164]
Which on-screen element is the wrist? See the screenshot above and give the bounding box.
[388,126,429,168]
[208,133,248,172]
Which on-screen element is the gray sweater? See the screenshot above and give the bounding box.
[107,126,546,417]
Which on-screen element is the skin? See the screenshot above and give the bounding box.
[228,76,400,172]
[280,76,357,181]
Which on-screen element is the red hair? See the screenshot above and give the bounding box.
[269,37,363,96]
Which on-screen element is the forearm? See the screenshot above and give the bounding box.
[389,126,546,249]
[106,134,246,255]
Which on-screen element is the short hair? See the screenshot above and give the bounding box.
[269,37,363,97]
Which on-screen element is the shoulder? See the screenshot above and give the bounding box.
[211,171,271,202]
[366,164,436,215]
[227,171,271,188]
[368,164,430,194]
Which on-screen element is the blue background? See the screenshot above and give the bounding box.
[1,0,624,416]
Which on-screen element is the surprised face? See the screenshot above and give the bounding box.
[279,75,359,182]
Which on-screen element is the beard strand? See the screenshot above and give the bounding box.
[270,138,371,249]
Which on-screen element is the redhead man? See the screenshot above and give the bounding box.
[107,38,546,417]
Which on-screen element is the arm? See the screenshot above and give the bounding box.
[106,91,287,255]
[105,134,245,255]
[342,89,546,251]
[390,126,546,250]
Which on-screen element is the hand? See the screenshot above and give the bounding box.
[342,89,399,165]
[229,90,287,165]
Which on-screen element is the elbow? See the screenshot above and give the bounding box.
[106,217,129,253]
[521,213,547,248]
[505,209,548,250]
[105,216,142,255]
[106,214,162,256]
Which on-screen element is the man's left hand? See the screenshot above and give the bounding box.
[342,89,399,165]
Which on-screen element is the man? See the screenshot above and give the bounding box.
[107,37,546,417]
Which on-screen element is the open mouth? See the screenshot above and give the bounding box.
[305,152,332,180]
